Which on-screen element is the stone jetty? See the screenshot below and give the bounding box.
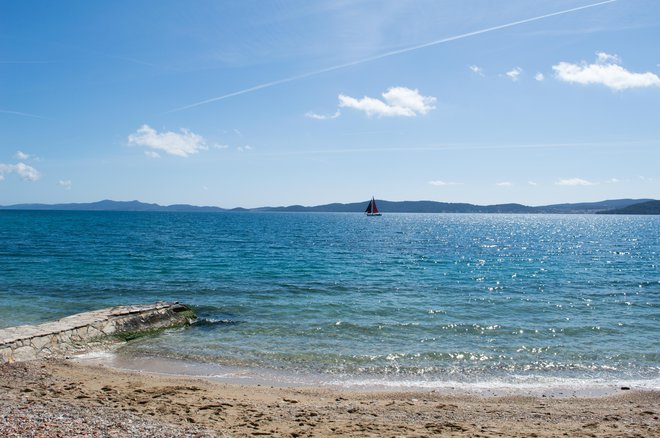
[0,302,195,363]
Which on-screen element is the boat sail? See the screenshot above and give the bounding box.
[365,197,382,216]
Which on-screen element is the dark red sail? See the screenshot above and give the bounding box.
[371,198,379,214]
[365,197,382,215]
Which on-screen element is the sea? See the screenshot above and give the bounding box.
[1,211,658,394]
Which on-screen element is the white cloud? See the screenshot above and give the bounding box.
[609,178,620,183]
[237,145,253,152]
[128,124,208,157]
[428,180,461,187]
[15,150,30,160]
[0,162,41,181]
[469,65,484,76]
[14,163,40,181]
[0,175,4,182]
[555,178,596,186]
[144,151,161,159]
[528,181,538,186]
[58,179,72,190]
[596,52,620,64]
[339,87,436,118]
[496,181,513,187]
[553,52,660,91]
[535,72,545,81]
[213,144,229,150]
[305,110,341,120]
[505,67,522,81]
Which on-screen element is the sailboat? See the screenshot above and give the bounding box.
[365,197,382,216]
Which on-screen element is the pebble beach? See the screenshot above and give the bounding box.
[1,359,658,437]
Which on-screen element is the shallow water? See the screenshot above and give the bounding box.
[1,211,658,389]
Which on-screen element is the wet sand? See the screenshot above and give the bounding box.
[1,359,658,437]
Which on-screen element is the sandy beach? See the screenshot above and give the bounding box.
[1,359,657,437]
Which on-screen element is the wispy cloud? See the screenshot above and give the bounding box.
[305,110,341,120]
[15,151,30,160]
[51,40,160,69]
[168,0,617,112]
[553,52,660,90]
[339,87,436,118]
[496,181,513,187]
[528,181,538,186]
[596,52,621,64]
[0,162,41,181]
[58,180,72,190]
[535,72,545,81]
[237,145,253,152]
[469,65,484,76]
[256,139,657,158]
[128,125,208,158]
[505,67,523,81]
[555,178,596,186]
[0,61,52,64]
[429,180,461,187]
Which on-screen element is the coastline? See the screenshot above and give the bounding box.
[75,351,659,398]
[2,359,658,437]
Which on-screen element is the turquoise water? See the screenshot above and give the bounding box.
[1,211,658,388]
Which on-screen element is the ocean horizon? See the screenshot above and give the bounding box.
[1,210,658,392]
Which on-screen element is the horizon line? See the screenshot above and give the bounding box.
[1,196,655,211]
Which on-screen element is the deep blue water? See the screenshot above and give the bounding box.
[1,211,658,388]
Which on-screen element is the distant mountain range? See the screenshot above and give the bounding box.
[596,200,660,215]
[1,198,658,214]
[0,200,227,212]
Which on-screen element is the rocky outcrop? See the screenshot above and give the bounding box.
[0,302,195,363]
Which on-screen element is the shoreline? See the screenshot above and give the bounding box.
[2,359,658,437]
[75,351,658,399]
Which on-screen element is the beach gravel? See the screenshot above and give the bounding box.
[0,361,212,437]
[1,359,658,437]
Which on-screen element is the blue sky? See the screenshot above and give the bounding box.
[1,0,659,208]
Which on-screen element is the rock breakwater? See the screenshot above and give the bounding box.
[0,302,195,363]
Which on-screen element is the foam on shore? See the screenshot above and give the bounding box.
[74,351,658,398]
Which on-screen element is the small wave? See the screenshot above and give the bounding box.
[322,375,660,395]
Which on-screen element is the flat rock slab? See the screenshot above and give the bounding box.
[0,301,194,363]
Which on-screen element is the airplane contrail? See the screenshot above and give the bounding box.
[169,0,617,113]
[257,139,654,158]
[0,109,48,119]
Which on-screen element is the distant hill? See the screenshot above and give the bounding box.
[259,200,538,213]
[0,198,655,214]
[597,200,660,215]
[539,199,656,214]
[0,199,226,212]
[259,199,653,214]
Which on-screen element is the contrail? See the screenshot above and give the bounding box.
[169,0,617,113]
[257,139,654,158]
[0,109,48,119]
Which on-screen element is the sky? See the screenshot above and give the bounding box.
[1,0,659,208]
